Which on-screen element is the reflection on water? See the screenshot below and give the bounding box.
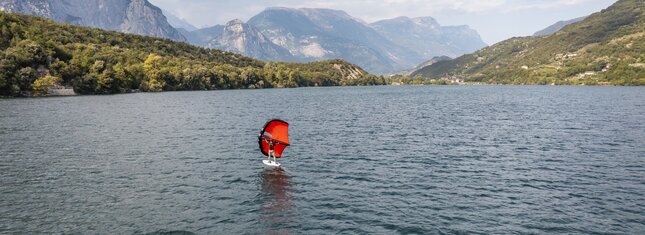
[258,167,295,231]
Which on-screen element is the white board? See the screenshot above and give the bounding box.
[262,159,281,167]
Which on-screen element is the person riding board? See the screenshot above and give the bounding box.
[263,137,278,163]
[258,119,290,167]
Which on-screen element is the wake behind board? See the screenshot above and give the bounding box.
[263,159,281,167]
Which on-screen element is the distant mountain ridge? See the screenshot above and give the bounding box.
[411,0,644,85]
[0,1,487,74]
[181,7,487,74]
[163,10,197,31]
[398,56,452,75]
[370,16,486,59]
[534,16,587,36]
[0,0,185,41]
[245,7,425,74]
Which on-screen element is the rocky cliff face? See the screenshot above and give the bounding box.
[370,16,487,59]
[0,0,185,41]
[183,7,486,74]
[246,7,423,74]
[206,20,293,61]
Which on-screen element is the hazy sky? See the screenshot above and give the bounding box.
[149,0,618,44]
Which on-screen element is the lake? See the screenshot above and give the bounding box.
[1,86,644,234]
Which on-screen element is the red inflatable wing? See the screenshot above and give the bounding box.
[258,119,290,158]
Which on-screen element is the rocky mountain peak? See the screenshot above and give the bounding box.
[411,16,439,27]
[300,8,353,18]
[182,6,486,74]
[227,19,245,26]
[206,19,293,61]
[0,0,185,41]
[224,19,247,34]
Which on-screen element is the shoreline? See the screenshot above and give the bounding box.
[3,83,642,99]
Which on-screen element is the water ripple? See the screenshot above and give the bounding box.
[0,86,644,234]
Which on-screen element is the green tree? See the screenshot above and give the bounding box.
[32,75,61,96]
[16,67,37,91]
[142,54,165,92]
[0,12,384,96]
[112,63,130,93]
[96,69,115,94]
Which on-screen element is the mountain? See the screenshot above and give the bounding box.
[411,0,645,85]
[243,7,423,74]
[370,16,487,59]
[163,10,197,31]
[397,56,452,75]
[182,7,485,74]
[0,0,185,41]
[417,56,452,68]
[1,2,487,74]
[187,24,225,46]
[0,12,384,96]
[205,19,294,61]
[533,16,587,36]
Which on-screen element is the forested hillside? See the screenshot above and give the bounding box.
[0,13,384,96]
[412,0,644,85]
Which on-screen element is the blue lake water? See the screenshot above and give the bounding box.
[1,86,644,234]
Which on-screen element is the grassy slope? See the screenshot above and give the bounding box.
[412,0,645,85]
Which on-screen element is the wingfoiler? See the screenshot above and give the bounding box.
[258,119,290,167]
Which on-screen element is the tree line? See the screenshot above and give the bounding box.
[0,13,386,96]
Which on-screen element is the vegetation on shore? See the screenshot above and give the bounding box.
[0,13,385,97]
[2,0,642,98]
[411,0,644,86]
